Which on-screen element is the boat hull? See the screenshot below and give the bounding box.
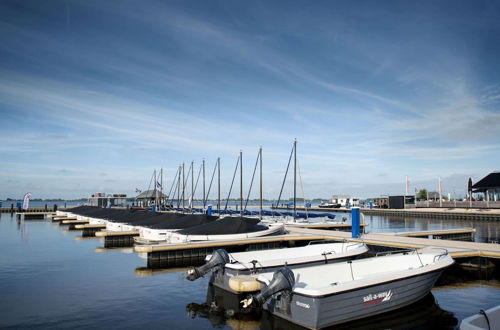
[264,268,445,329]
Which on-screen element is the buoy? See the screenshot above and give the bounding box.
[228,275,262,292]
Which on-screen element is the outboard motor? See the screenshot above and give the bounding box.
[241,266,295,308]
[186,249,230,281]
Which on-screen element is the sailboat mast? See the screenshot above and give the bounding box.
[160,168,163,209]
[191,161,194,211]
[182,163,185,210]
[240,150,243,217]
[153,169,157,208]
[259,146,263,219]
[177,165,181,208]
[217,157,221,214]
[202,159,206,209]
[294,139,297,219]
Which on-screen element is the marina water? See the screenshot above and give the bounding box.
[1,212,499,329]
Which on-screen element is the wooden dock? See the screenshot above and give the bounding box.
[135,234,329,268]
[272,206,500,220]
[378,228,476,240]
[286,222,367,231]
[52,216,77,222]
[95,230,140,248]
[362,208,500,220]
[75,224,107,237]
[288,227,500,259]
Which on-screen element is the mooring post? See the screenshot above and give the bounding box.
[352,207,361,238]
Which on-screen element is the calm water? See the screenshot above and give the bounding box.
[1,212,499,329]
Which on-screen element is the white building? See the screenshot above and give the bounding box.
[331,195,359,207]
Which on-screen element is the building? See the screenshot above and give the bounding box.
[331,195,359,208]
[472,172,500,202]
[135,190,167,207]
[88,193,127,207]
[388,195,416,209]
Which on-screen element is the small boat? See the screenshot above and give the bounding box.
[150,216,284,244]
[460,304,500,330]
[318,203,341,208]
[187,242,369,294]
[242,249,454,329]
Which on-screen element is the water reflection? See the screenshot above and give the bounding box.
[188,283,458,330]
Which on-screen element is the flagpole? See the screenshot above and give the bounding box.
[438,177,442,208]
[405,176,409,196]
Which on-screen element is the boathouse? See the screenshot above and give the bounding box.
[135,190,167,207]
[472,172,500,202]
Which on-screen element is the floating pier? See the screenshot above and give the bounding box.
[288,227,500,259]
[52,216,77,222]
[362,208,500,221]
[129,226,498,269]
[272,206,500,220]
[75,224,107,237]
[15,212,53,220]
[95,231,140,248]
[134,234,330,268]
[1,206,59,213]
[287,222,367,232]
[61,219,90,230]
[378,228,476,241]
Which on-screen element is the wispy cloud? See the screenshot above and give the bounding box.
[0,1,499,199]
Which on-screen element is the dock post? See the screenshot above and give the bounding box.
[351,207,360,238]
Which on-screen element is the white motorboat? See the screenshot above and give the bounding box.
[187,241,369,294]
[242,249,454,329]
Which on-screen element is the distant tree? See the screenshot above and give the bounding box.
[417,189,428,201]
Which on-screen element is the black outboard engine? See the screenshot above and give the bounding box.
[186,249,230,281]
[241,266,295,308]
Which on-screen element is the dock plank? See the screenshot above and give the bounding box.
[287,227,500,259]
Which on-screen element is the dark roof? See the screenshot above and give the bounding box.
[136,189,167,199]
[472,172,500,192]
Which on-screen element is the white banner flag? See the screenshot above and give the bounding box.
[22,192,32,210]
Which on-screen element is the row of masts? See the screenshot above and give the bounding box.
[148,140,298,218]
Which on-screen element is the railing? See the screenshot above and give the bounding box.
[413,201,500,209]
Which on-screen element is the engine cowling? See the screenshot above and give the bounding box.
[241,266,295,307]
[186,249,230,281]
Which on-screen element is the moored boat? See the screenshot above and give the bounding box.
[139,216,284,244]
[242,249,454,329]
[460,304,500,330]
[187,242,369,294]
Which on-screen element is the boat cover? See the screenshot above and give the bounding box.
[177,217,264,235]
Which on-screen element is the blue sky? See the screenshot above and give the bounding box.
[1,0,499,200]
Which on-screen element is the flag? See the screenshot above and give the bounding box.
[22,192,31,210]
[156,181,162,189]
[414,187,418,194]
[135,188,142,193]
